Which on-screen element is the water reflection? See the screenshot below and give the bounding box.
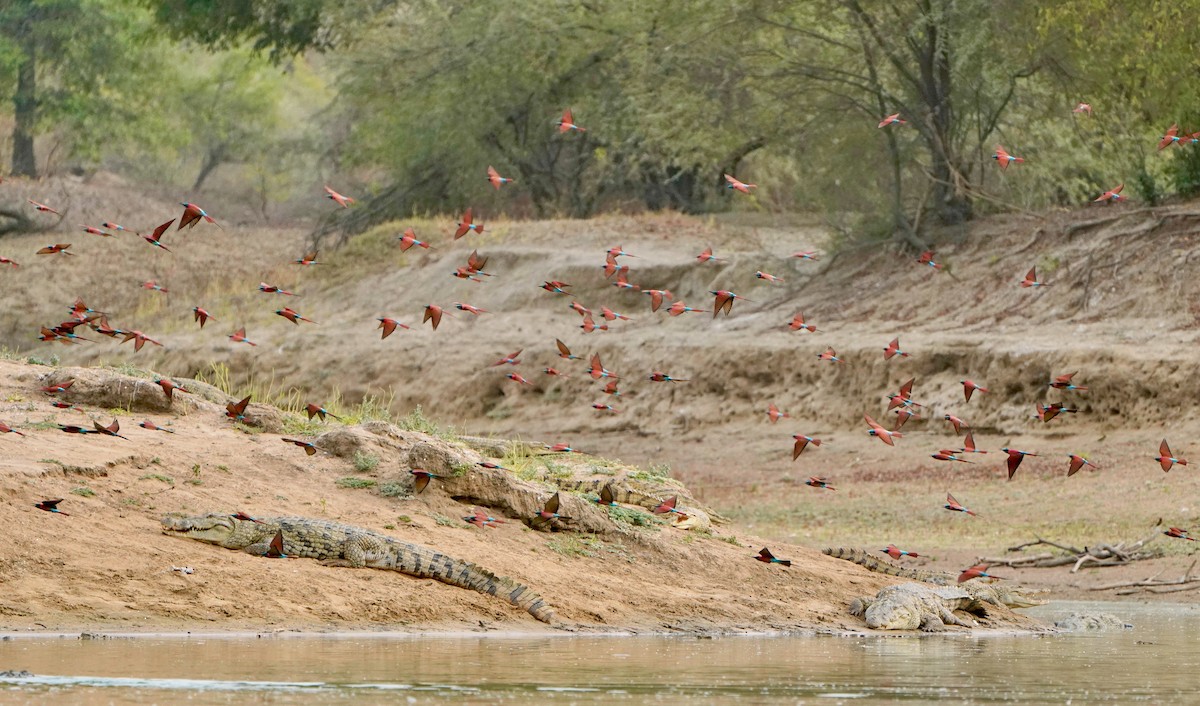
[0,602,1196,704]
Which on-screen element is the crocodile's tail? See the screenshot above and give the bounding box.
[823,547,949,584]
[389,540,556,624]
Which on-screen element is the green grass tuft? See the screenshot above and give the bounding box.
[335,477,376,489]
[70,487,95,497]
[378,481,407,498]
[353,450,380,473]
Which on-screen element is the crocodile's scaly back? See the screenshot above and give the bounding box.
[823,547,954,585]
[162,514,556,624]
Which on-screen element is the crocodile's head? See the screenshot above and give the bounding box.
[160,513,238,545]
[863,602,922,630]
[994,586,1048,609]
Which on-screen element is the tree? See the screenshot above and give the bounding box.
[0,0,166,177]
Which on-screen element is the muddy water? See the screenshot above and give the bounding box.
[0,602,1196,704]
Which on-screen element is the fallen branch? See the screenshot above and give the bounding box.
[992,522,1163,572]
[1090,560,1199,594]
[1007,537,1084,555]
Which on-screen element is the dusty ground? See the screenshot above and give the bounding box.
[1,176,1198,632]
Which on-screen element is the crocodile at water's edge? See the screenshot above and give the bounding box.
[161,514,556,624]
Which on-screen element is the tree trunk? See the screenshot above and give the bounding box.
[191,145,227,191]
[12,31,38,178]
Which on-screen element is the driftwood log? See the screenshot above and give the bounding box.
[978,522,1163,573]
[1089,561,1200,596]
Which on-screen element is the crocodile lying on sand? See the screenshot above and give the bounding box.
[554,477,718,530]
[825,547,1045,631]
[162,514,556,624]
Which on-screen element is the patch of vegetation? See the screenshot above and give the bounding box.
[397,405,458,439]
[216,464,229,472]
[608,505,664,530]
[29,420,63,431]
[24,353,60,367]
[587,464,618,476]
[106,362,152,378]
[396,515,413,524]
[335,477,376,489]
[432,513,457,527]
[539,459,573,480]
[121,498,142,507]
[150,457,163,465]
[720,535,743,547]
[383,524,395,530]
[341,392,396,425]
[283,415,323,436]
[39,458,65,469]
[547,535,598,558]
[378,482,408,498]
[353,451,380,473]
[70,487,95,497]
[232,422,263,435]
[451,462,471,477]
[140,473,174,484]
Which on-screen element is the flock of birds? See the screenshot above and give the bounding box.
[8,105,1199,580]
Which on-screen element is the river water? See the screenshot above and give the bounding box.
[0,602,1195,704]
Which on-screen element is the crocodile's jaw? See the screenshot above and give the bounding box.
[865,607,919,630]
[161,513,238,545]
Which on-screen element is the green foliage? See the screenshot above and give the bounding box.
[378,482,407,498]
[352,451,380,473]
[608,505,663,530]
[70,487,95,497]
[139,473,174,484]
[335,477,375,489]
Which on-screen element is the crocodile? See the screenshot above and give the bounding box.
[850,583,991,631]
[554,476,717,530]
[161,513,556,624]
[823,547,1045,609]
[826,547,1045,631]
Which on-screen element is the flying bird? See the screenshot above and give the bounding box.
[804,476,835,491]
[122,330,163,352]
[789,313,817,333]
[864,413,902,446]
[324,185,354,208]
[0,257,18,267]
[667,301,706,316]
[1020,266,1050,288]
[101,221,126,232]
[492,349,522,366]
[944,492,976,516]
[398,228,432,251]
[506,372,533,385]
[93,419,127,439]
[305,403,340,421]
[766,403,789,424]
[178,202,220,229]
[648,371,687,383]
[992,145,1025,169]
[644,289,673,312]
[724,174,756,193]
[0,421,25,437]
[139,420,175,434]
[37,243,73,256]
[883,337,910,360]
[958,432,987,455]
[1067,454,1097,477]
[275,307,316,325]
[916,250,943,270]
[192,307,214,328]
[454,302,487,315]
[377,317,409,339]
[423,305,448,330]
[140,219,174,251]
[81,224,110,236]
[410,469,440,493]
[1072,102,1092,116]
[792,434,822,460]
[532,491,570,526]
[754,548,791,566]
[1156,439,1188,472]
[1001,448,1037,481]
[943,414,970,435]
[1049,371,1087,392]
[226,395,251,421]
[696,247,723,264]
[958,563,1003,583]
[793,251,819,262]
[961,379,988,402]
[156,378,189,400]
[265,530,289,558]
[1164,527,1195,541]
[453,208,484,239]
[229,327,257,346]
[1159,123,1182,150]
[258,282,297,296]
[294,251,319,266]
[755,270,782,283]
[142,280,169,293]
[881,544,918,560]
[34,499,68,515]
[28,199,60,215]
[486,165,514,189]
[817,347,844,364]
[282,437,320,456]
[556,108,585,133]
[555,339,581,360]
[710,290,752,317]
[877,113,906,128]
[1093,184,1124,203]
[931,449,971,463]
